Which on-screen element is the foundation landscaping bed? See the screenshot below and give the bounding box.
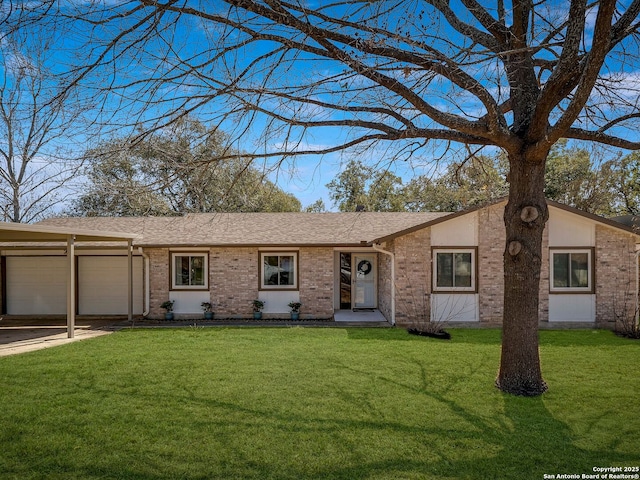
[0,328,638,479]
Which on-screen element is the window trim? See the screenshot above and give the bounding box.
[170,252,209,291]
[259,251,299,291]
[549,247,594,294]
[431,247,478,293]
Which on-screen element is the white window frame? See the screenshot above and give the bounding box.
[550,248,593,293]
[171,252,209,290]
[260,252,298,290]
[432,248,477,293]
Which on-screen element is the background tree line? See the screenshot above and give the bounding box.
[68,118,301,216]
[68,122,640,217]
[325,140,640,217]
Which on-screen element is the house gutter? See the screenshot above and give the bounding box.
[138,247,150,317]
[372,242,395,326]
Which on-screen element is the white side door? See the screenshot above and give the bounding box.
[353,254,377,309]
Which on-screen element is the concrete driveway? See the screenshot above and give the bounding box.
[0,317,128,357]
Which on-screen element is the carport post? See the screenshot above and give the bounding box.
[128,239,133,322]
[67,235,76,339]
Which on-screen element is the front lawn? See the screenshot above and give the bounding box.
[0,328,638,479]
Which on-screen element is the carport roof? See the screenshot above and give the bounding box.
[0,221,139,242]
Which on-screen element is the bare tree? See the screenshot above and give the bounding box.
[16,1,640,395]
[0,32,86,223]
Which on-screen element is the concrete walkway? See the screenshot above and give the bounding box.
[0,327,113,357]
[0,317,125,357]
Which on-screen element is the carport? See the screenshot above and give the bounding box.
[0,222,139,338]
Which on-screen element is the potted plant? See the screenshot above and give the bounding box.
[201,301,214,320]
[252,299,265,319]
[160,300,175,321]
[288,301,302,320]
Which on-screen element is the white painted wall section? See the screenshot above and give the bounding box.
[259,290,300,314]
[548,207,595,247]
[431,293,479,322]
[549,294,596,322]
[431,212,478,246]
[170,291,211,315]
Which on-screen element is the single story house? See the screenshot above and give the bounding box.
[1,199,638,328]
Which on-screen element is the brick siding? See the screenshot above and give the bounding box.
[147,248,169,318]
[595,225,638,327]
[377,244,393,322]
[210,247,259,317]
[391,228,431,327]
[147,246,335,319]
[298,247,334,318]
[477,203,506,325]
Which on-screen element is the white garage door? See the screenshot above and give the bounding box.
[78,256,144,315]
[6,257,67,314]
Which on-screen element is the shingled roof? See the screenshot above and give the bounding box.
[38,212,450,247]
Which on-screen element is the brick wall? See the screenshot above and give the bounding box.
[210,247,259,316]
[538,225,550,323]
[476,202,550,325]
[595,225,638,327]
[477,203,506,325]
[298,247,334,317]
[392,228,431,327]
[377,244,393,322]
[147,246,335,319]
[147,248,169,318]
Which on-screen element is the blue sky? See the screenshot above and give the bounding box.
[4,1,640,214]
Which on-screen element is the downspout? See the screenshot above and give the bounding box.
[372,242,395,326]
[128,239,133,323]
[138,247,150,317]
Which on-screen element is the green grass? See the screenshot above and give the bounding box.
[0,328,638,480]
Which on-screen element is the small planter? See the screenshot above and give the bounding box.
[201,302,213,320]
[252,300,265,320]
[161,300,175,321]
[288,301,302,321]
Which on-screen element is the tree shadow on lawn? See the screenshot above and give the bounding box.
[7,345,636,480]
[296,370,636,479]
[179,366,634,479]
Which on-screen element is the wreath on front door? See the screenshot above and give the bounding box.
[357,260,372,275]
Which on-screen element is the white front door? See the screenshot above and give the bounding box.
[353,254,377,309]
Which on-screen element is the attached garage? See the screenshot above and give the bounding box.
[5,256,67,315]
[0,222,139,338]
[78,256,144,315]
[3,255,145,316]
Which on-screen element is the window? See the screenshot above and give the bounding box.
[171,253,208,289]
[432,248,476,292]
[260,252,297,289]
[550,249,593,292]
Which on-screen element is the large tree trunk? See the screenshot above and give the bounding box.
[496,152,549,396]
